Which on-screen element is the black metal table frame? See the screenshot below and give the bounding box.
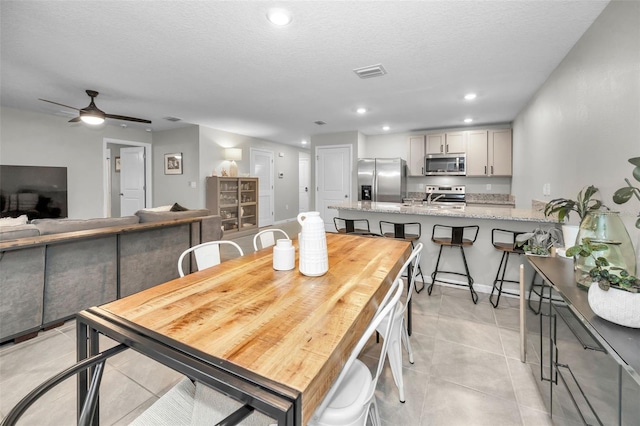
[76,307,301,425]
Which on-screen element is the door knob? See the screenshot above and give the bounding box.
[119,193,124,196]
[344,195,348,198]
[305,187,308,192]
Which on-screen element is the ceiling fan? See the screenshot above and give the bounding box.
[39,90,151,125]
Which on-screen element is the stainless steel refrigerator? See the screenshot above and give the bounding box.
[357,158,407,202]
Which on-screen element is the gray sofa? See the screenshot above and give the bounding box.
[0,209,222,343]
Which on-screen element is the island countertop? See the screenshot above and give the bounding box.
[329,201,555,223]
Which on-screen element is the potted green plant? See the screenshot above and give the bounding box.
[515,227,562,256]
[567,237,640,328]
[544,185,603,250]
[613,156,640,229]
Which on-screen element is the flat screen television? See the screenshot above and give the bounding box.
[0,165,68,219]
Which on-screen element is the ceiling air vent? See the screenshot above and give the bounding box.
[314,120,327,125]
[164,116,182,122]
[353,64,387,79]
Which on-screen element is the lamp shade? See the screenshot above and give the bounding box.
[225,148,242,161]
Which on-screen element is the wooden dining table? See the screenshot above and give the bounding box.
[76,232,411,425]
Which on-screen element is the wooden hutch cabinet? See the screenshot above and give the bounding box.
[206,177,259,235]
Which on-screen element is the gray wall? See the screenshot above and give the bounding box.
[152,126,201,208]
[0,107,151,218]
[512,0,639,232]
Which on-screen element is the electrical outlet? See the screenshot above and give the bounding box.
[286,204,289,210]
[543,183,551,196]
[189,181,196,189]
[486,184,491,191]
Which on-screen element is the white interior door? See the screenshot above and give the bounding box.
[120,147,146,216]
[316,145,351,231]
[251,148,274,227]
[299,154,310,213]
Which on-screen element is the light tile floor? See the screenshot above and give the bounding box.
[0,222,553,425]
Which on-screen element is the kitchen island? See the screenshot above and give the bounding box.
[330,201,558,296]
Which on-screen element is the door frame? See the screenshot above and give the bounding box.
[298,152,310,213]
[103,138,152,217]
[314,144,353,222]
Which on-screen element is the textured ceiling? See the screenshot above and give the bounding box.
[0,1,609,146]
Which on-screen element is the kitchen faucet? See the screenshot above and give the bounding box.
[426,193,445,204]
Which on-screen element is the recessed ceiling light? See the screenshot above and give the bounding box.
[464,118,473,123]
[356,108,367,114]
[267,8,292,26]
[301,140,308,145]
[382,126,390,131]
[464,93,477,100]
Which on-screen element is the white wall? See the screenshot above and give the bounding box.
[512,0,639,233]
[0,107,151,218]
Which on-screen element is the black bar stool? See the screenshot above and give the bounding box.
[489,228,525,308]
[379,221,426,293]
[429,224,479,304]
[333,217,370,234]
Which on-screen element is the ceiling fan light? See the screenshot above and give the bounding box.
[80,114,105,125]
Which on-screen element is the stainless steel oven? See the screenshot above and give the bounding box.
[424,153,466,176]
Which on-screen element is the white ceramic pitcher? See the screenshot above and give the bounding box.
[297,211,328,277]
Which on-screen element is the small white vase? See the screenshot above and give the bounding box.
[588,284,640,328]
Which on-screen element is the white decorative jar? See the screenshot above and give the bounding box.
[588,284,640,328]
[273,239,295,271]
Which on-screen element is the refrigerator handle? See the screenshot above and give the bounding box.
[373,174,378,202]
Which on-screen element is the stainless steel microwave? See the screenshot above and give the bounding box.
[424,153,466,176]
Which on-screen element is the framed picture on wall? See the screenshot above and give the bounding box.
[164,153,183,175]
[115,157,121,172]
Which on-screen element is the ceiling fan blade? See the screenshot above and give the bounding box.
[39,98,80,111]
[105,113,152,124]
[68,116,82,123]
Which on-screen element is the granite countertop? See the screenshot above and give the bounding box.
[331,201,555,223]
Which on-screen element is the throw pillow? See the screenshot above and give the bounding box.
[171,203,189,212]
[142,205,173,212]
[0,214,28,227]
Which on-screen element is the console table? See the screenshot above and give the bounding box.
[524,256,640,425]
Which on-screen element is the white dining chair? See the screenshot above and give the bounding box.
[252,229,290,251]
[308,278,403,426]
[177,240,244,277]
[376,242,423,403]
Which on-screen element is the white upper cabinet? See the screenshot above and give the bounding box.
[466,130,489,176]
[425,133,446,154]
[408,135,426,176]
[444,132,466,153]
[466,129,512,176]
[489,129,512,176]
[426,132,466,154]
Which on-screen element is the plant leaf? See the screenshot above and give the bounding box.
[613,187,635,204]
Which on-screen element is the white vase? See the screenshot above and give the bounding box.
[561,224,579,248]
[297,211,328,277]
[588,284,640,328]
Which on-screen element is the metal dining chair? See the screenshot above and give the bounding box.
[252,228,290,251]
[177,240,244,277]
[376,242,423,403]
[309,278,403,426]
